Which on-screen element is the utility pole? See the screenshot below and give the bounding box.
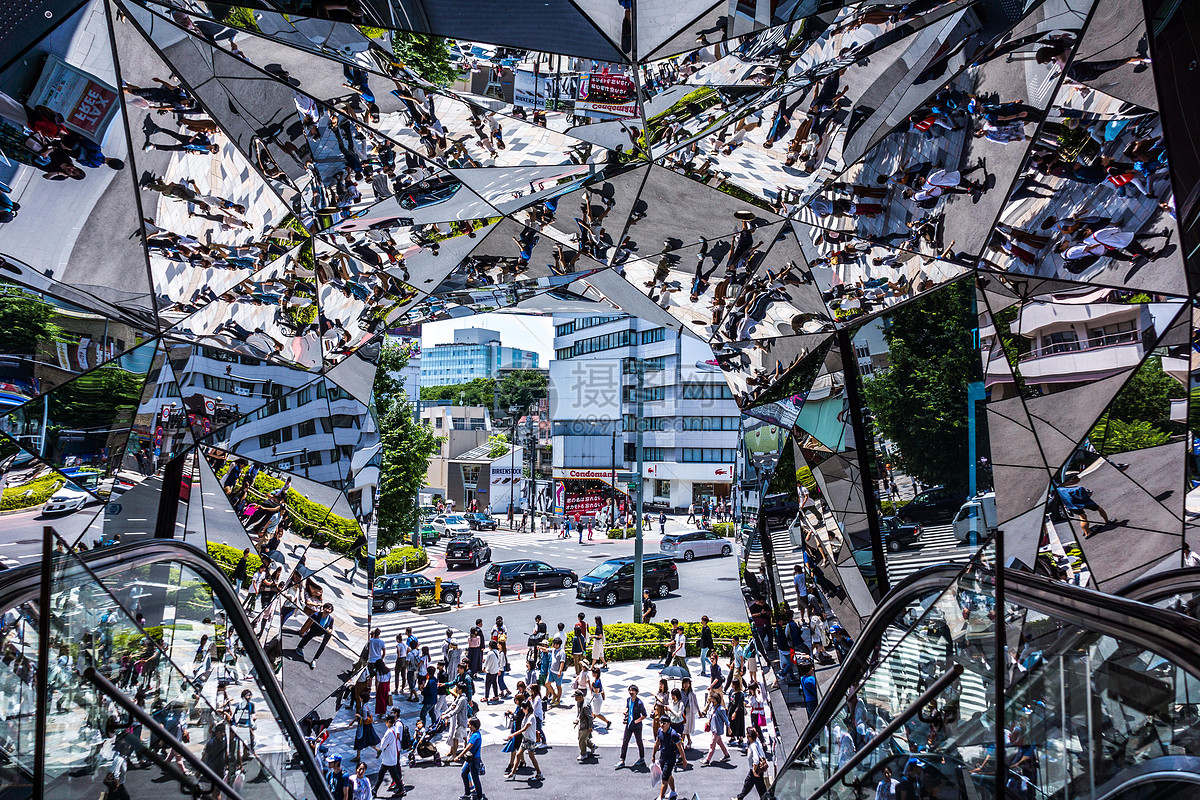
[412,394,421,548]
[633,360,645,623]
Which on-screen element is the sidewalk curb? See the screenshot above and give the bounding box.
[412,604,452,615]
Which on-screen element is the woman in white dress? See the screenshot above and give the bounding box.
[680,677,701,749]
[591,616,606,668]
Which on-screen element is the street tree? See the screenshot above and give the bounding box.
[860,280,978,493]
[375,340,443,550]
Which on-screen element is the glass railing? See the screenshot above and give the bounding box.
[772,547,998,799]
[771,553,1200,800]
[0,530,331,800]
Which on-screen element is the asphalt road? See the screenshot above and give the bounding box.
[424,517,748,633]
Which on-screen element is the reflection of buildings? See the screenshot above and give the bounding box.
[137,344,367,487]
[420,328,539,387]
[421,403,494,507]
[852,319,891,377]
[551,315,739,510]
[519,396,554,480]
[982,294,1155,399]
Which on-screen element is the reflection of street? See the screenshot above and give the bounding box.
[0,506,98,565]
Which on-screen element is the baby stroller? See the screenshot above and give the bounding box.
[409,721,442,766]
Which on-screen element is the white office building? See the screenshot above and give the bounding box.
[550,315,740,512]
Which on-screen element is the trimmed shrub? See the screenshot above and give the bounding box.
[607,528,633,539]
[0,473,65,511]
[711,522,734,538]
[381,546,429,573]
[564,622,754,662]
[878,499,910,516]
[414,592,436,609]
[206,541,262,583]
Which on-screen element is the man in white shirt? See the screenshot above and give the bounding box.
[373,713,404,797]
[105,750,130,800]
[670,625,688,671]
[393,634,409,693]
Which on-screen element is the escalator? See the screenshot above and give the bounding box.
[0,534,331,800]
[769,552,1200,800]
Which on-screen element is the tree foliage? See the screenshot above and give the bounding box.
[392,33,459,87]
[1087,355,1185,454]
[375,341,443,550]
[860,281,978,493]
[419,370,548,418]
[487,433,510,459]
[0,290,61,356]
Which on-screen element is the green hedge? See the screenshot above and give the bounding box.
[607,528,632,539]
[879,499,910,516]
[207,541,262,584]
[710,523,734,538]
[381,546,429,573]
[564,622,753,662]
[217,464,360,551]
[0,474,65,510]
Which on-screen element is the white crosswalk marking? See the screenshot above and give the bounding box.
[865,625,991,723]
[886,524,975,585]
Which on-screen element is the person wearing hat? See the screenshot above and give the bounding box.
[325,754,350,800]
[573,687,595,761]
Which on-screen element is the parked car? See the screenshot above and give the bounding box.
[880,516,922,552]
[659,530,733,561]
[484,560,577,593]
[373,573,460,612]
[398,177,462,210]
[895,486,963,526]
[431,514,471,537]
[759,492,799,530]
[576,554,679,607]
[464,512,499,531]
[445,535,492,569]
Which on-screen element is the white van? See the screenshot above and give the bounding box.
[953,492,997,544]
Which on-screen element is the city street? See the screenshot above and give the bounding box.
[402,514,746,632]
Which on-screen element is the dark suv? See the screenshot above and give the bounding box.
[895,486,963,526]
[465,512,499,531]
[445,536,492,569]
[484,560,577,593]
[373,573,460,611]
[759,492,799,530]
[576,554,679,607]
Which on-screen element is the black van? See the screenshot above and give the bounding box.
[576,554,679,607]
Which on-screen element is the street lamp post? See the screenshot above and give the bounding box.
[633,360,645,623]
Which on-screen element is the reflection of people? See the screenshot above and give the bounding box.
[1055,477,1110,538]
[295,602,334,668]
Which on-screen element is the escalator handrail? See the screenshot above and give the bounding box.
[1117,566,1200,604]
[783,564,1200,778]
[0,538,333,800]
[783,563,967,762]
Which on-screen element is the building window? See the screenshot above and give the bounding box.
[452,417,466,430]
[623,356,665,373]
[640,328,665,345]
[654,479,670,498]
[298,420,317,437]
[623,415,669,431]
[259,426,292,450]
[682,448,737,462]
[306,450,323,467]
[624,386,665,402]
[434,416,443,429]
[297,386,311,405]
[682,382,733,400]
[469,417,486,430]
[682,416,739,431]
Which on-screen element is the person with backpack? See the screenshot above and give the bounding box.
[1054,476,1110,538]
[642,589,657,622]
[374,713,405,797]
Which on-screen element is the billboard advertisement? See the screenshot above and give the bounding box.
[28,54,120,139]
[576,72,638,118]
[513,69,578,111]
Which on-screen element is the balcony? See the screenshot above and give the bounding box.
[1018,330,1144,385]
